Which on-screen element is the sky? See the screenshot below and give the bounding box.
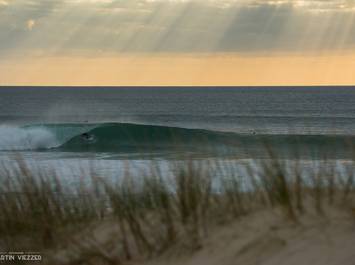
[1,0,355,86]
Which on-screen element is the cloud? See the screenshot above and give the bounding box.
[1,0,355,57]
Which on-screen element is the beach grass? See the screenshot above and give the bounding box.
[0,152,354,264]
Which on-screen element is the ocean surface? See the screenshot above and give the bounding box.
[1,86,355,178]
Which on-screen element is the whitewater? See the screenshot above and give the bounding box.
[0,125,60,151]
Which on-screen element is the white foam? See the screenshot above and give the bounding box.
[0,125,59,151]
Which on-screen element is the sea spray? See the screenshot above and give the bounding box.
[0,125,59,151]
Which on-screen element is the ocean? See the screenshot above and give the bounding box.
[1,86,355,179]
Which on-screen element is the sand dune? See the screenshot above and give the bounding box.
[143,210,355,265]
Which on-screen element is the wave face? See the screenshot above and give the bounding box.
[56,123,230,153]
[0,126,59,151]
[1,123,355,159]
[55,123,355,158]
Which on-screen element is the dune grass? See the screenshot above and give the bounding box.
[0,152,354,264]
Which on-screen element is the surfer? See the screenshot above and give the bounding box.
[81,132,95,142]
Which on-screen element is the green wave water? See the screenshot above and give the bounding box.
[52,123,355,158]
[56,123,231,152]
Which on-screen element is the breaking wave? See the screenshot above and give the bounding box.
[1,122,354,158]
